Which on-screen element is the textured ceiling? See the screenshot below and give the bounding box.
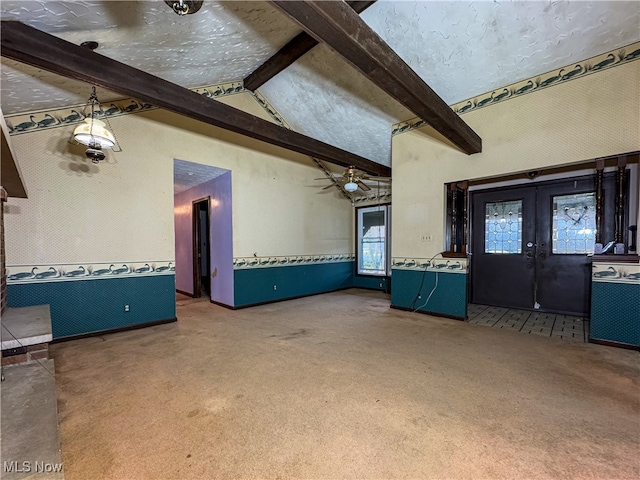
[263,0,640,166]
[360,0,640,106]
[259,43,413,166]
[174,159,229,194]
[2,1,639,168]
[0,0,299,114]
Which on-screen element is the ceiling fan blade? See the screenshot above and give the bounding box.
[357,180,372,191]
[322,184,336,190]
[314,177,335,180]
[361,176,392,182]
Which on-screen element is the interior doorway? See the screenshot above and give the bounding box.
[193,197,211,298]
[470,173,620,316]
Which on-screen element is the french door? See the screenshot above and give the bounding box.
[471,175,613,316]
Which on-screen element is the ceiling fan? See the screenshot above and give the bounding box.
[316,166,391,193]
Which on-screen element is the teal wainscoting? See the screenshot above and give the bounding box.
[391,268,467,319]
[352,275,391,292]
[7,275,176,339]
[590,281,639,348]
[234,261,353,307]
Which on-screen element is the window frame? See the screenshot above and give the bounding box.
[355,204,391,277]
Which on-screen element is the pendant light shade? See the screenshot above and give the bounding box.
[73,118,115,149]
[71,85,120,163]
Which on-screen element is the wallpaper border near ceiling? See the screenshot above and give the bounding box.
[251,91,292,129]
[233,254,355,270]
[3,81,244,136]
[392,41,640,136]
[5,41,639,141]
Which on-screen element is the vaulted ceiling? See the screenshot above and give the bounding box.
[2,1,639,168]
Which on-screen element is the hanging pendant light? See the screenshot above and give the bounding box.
[73,86,117,163]
[73,118,115,149]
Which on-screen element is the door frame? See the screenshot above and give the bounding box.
[470,185,537,311]
[469,172,625,315]
[192,196,211,298]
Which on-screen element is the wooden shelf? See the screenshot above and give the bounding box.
[441,252,468,258]
[591,254,639,263]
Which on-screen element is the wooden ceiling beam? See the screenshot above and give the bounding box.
[243,1,375,92]
[0,21,390,177]
[1,114,27,198]
[269,1,482,155]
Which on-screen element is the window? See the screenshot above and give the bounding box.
[357,205,391,276]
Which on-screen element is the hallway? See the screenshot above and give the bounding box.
[51,289,638,479]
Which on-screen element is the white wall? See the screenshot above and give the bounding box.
[4,92,354,268]
[391,61,640,259]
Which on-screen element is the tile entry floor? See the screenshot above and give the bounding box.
[467,304,589,342]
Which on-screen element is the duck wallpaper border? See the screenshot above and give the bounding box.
[592,262,640,284]
[7,261,175,284]
[392,41,640,136]
[392,256,468,273]
[5,81,245,136]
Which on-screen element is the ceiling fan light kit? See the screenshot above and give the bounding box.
[316,165,391,194]
[344,181,359,192]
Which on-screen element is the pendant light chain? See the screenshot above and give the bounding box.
[88,86,97,140]
[101,110,122,153]
[85,86,122,152]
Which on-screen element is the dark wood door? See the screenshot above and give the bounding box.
[535,177,596,315]
[471,187,537,310]
[472,177,601,316]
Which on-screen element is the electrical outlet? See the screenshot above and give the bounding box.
[273,285,277,291]
[124,305,130,312]
[421,234,433,242]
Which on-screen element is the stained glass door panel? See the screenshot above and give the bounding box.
[472,187,536,311]
[552,192,597,254]
[485,200,523,254]
[472,176,603,317]
[536,180,599,316]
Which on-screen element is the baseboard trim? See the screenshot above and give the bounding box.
[176,289,195,298]
[233,287,355,310]
[210,299,236,310]
[351,285,391,294]
[51,317,177,343]
[390,304,466,321]
[589,338,639,351]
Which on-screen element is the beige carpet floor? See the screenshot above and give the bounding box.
[51,289,639,479]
